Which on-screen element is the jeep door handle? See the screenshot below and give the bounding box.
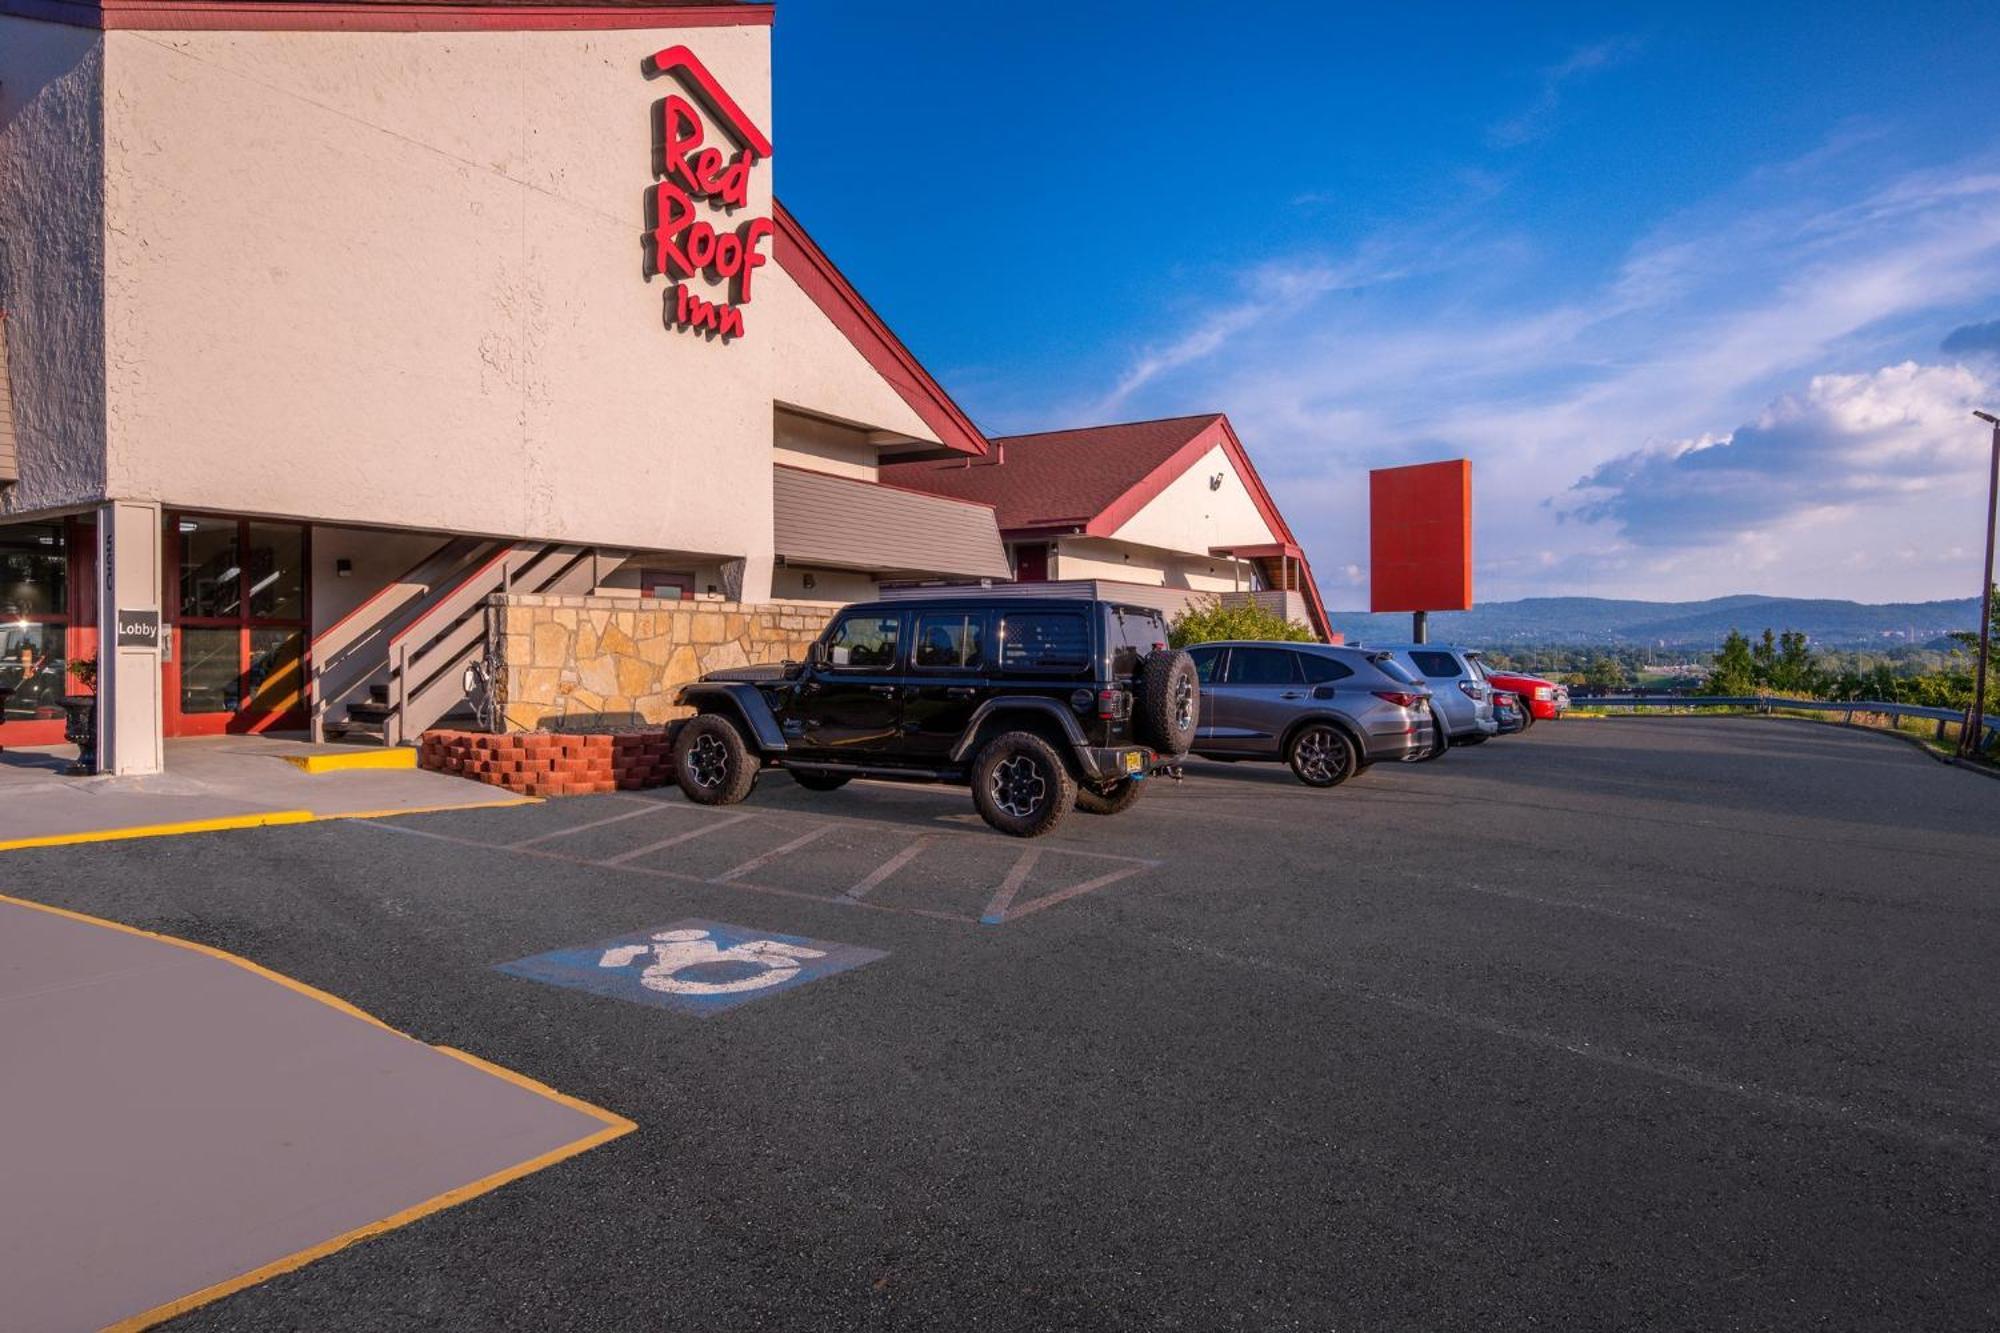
[945,687,976,699]
[870,685,900,697]
[1280,691,1306,700]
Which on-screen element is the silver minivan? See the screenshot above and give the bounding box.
[1365,643,1499,746]
[1183,642,1436,786]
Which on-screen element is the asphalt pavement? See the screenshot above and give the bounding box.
[5,716,1996,1331]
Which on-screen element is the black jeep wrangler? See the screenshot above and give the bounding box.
[671,596,1200,837]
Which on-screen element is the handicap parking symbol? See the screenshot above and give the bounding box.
[497,919,886,1016]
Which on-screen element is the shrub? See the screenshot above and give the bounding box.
[1168,596,1317,649]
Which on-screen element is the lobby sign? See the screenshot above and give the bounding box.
[116,609,162,650]
[645,46,774,342]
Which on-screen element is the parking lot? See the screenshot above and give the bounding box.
[10,716,2000,1330]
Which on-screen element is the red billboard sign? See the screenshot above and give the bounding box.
[645,46,772,341]
[1369,459,1473,613]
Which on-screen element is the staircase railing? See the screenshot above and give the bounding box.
[308,535,494,742]
[382,543,608,745]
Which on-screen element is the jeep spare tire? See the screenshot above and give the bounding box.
[1137,648,1199,756]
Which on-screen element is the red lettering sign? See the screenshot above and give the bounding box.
[644,46,771,342]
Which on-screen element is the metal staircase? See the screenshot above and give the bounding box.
[315,541,608,745]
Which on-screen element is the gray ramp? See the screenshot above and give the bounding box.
[0,899,631,1332]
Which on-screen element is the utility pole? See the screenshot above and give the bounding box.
[1962,410,1999,759]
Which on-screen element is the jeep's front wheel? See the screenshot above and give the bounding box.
[675,714,760,805]
[1076,777,1144,815]
[970,731,1077,837]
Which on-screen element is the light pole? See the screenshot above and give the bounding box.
[1962,410,1999,759]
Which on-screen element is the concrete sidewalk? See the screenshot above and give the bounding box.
[0,895,633,1331]
[0,734,531,849]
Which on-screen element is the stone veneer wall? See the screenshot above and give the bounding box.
[488,594,834,733]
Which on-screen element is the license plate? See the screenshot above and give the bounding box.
[1123,751,1144,774]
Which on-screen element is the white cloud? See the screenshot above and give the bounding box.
[1486,37,1642,149]
[1565,360,1994,542]
[1050,141,2000,603]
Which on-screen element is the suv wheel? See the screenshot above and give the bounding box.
[675,714,760,805]
[1076,777,1144,816]
[1138,649,1200,756]
[970,731,1077,837]
[1288,723,1358,788]
[788,770,852,792]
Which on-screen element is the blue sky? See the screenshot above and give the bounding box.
[773,1,2000,606]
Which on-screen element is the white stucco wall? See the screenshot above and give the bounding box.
[774,409,879,481]
[308,524,444,639]
[1108,441,1280,557]
[771,563,876,604]
[98,23,779,566]
[763,258,935,446]
[0,17,107,516]
[1051,536,1256,591]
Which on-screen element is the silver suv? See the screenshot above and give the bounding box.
[1183,642,1436,787]
[1366,643,1498,746]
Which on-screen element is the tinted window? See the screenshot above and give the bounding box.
[1372,655,1421,686]
[1297,653,1355,684]
[826,613,901,669]
[1105,606,1166,677]
[1410,650,1462,679]
[1188,645,1223,683]
[912,613,986,669]
[1223,647,1301,686]
[1000,613,1089,670]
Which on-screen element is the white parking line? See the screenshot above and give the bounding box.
[507,802,680,850]
[979,847,1044,925]
[712,824,838,884]
[600,813,756,866]
[842,837,934,902]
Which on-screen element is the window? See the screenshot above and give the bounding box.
[1188,645,1224,684]
[0,520,75,724]
[1223,647,1301,686]
[1373,655,1421,686]
[1297,653,1354,684]
[1410,650,1462,680]
[999,612,1088,670]
[913,613,986,669]
[826,613,901,669]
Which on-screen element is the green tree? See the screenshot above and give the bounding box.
[1167,596,1317,649]
[1707,629,1758,695]
[1582,654,1630,690]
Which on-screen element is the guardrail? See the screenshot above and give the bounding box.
[1582,694,1999,750]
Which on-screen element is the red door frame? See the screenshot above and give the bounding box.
[163,512,312,737]
[0,513,99,749]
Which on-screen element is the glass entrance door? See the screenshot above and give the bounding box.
[164,514,310,736]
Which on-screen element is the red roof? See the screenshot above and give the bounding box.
[880,413,1227,533]
[883,412,1334,641]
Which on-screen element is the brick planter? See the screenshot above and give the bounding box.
[420,726,682,798]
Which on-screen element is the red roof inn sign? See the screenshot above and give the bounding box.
[645,46,774,341]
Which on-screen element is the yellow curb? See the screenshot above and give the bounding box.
[0,793,542,854]
[316,795,543,821]
[283,748,418,774]
[0,891,636,1332]
[0,809,316,853]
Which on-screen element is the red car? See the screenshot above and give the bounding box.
[1479,667,1569,725]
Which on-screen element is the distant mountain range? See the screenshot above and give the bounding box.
[1323,595,1986,649]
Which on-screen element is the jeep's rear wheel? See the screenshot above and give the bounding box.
[970,731,1077,837]
[1076,777,1144,815]
[675,713,759,805]
[787,769,852,792]
[1138,649,1200,756]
